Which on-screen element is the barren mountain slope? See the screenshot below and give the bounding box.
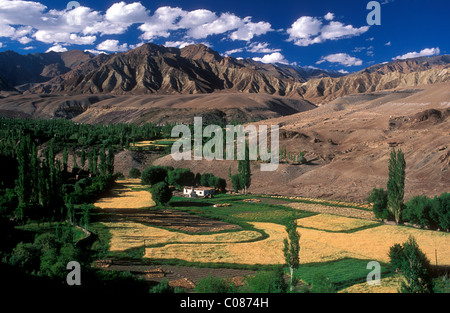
[0,92,316,125]
[152,83,450,202]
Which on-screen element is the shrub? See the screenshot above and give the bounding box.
[388,236,433,293]
[388,243,404,272]
[431,193,450,231]
[404,196,436,229]
[129,168,141,179]
[149,279,186,293]
[195,275,237,293]
[167,168,195,189]
[150,182,172,207]
[367,188,392,220]
[240,268,287,293]
[141,166,173,185]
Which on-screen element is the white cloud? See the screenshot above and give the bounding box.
[224,48,244,55]
[105,1,149,24]
[46,44,68,53]
[287,16,322,44]
[84,49,106,55]
[287,15,368,46]
[165,40,196,49]
[320,21,369,41]
[96,39,128,52]
[253,52,289,64]
[138,6,185,40]
[393,47,440,60]
[316,53,363,67]
[385,41,391,46]
[34,30,96,45]
[324,12,334,21]
[338,69,349,74]
[23,46,35,50]
[247,42,281,54]
[0,42,2,48]
[0,2,272,51]
[229,19,273,41]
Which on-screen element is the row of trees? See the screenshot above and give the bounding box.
[368,148,449,230]
[0,117,173,157]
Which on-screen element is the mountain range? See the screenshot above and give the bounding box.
[0,43,448,202]
[0,43,449,103]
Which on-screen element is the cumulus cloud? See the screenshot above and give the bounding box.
[0,1,273,52]
[253,52,289,64]
[393,47,440,60]
[224,48,244,56]
[165,40,201,49]
[96,39,128,52]
[324,12,335,21]
[46,44,68,53]
[287,15,369,46]
[229,19,273,41]
[316,53,363,67]
[247,42,281,53]
[140,8,272,41]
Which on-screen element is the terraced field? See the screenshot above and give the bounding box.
[91,181,450,292]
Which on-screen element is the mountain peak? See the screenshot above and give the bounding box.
[180,44,223,63]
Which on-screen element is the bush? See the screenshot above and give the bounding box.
[149,279,186,293]
[388,243,404,272]
[141,166,173,185]
[388,236,433,293]
[129,168,141,179]
[150,182,172,207]
[431,193,450,231]
[367,188,392,220]
[240,268,287,293]
[403,192,450,231]
[167,168,195,189]
[195,275,237,293]
[404,196,436,229]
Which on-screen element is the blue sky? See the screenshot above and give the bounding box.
[0,0,448,72]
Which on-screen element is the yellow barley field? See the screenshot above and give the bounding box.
[143,215,450,266]
[94,179,155,209]
[296,215,450,265]
[339,275,405,293]
[145,222,288,264]
[104,221,263,252]
[296,213,379,232]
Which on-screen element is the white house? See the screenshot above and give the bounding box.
[183,186,215,198]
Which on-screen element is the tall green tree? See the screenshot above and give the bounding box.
[62,147,68,172]
[387,148,406,224]
[238,142,251,194]
[16,134,35,206]
[283,218,301,291]
[80,149,86,169]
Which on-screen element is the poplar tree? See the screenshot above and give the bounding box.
[283,218,301,291]
[238,142,251,194]
[387,148,406,224]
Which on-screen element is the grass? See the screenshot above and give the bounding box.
[169,194,316,226]
[89,182,450,293]
[293,258,393,291]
